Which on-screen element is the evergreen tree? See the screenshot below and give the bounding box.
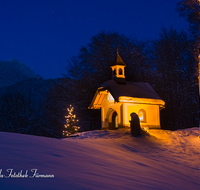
[176,0,200,42]
[177,0,200,136]
[150,27,198,129]
[63,105,80,136]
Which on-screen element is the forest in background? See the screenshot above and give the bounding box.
[0,0,199,138]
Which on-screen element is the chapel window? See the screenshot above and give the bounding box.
[138,109,146,122]
[119,68,122,75]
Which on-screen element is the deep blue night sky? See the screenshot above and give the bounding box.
[0,0,188,79]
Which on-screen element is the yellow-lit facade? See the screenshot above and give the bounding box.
[91,91,164,129]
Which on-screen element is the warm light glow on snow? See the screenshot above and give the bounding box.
[107,93,114,102]
[142,126,149,132]
[0,127,200,189]
[119,96,165,107]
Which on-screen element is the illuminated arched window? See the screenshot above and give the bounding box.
[138,109,146,122]
[113,69,116,75]
[119,68,122,75]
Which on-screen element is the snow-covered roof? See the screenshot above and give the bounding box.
[100,80,162,101]
[89,79,164,109]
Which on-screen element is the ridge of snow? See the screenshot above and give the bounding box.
[0,127,199,190]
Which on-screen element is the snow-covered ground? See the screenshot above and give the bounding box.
[0,128,199,190]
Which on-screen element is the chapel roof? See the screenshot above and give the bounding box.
[111,52,126,66]
[98,80,163,102]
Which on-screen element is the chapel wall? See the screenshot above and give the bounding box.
[125,103,161,129]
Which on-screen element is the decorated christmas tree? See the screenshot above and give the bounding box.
[63,105,80,137]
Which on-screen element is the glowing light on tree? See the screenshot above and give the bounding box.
[63,105,80,137]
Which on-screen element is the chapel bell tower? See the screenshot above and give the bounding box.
[110,52,126,84]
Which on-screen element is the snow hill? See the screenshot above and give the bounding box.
[1,128,200,190]
[0,59,39,88]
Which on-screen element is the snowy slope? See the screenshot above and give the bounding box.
[0,128,199,190]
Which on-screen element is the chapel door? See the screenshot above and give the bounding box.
[110,111,118,130]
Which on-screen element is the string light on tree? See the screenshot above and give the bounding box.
[63,105,80,137]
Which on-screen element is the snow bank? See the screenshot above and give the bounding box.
[0,128,199,190]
